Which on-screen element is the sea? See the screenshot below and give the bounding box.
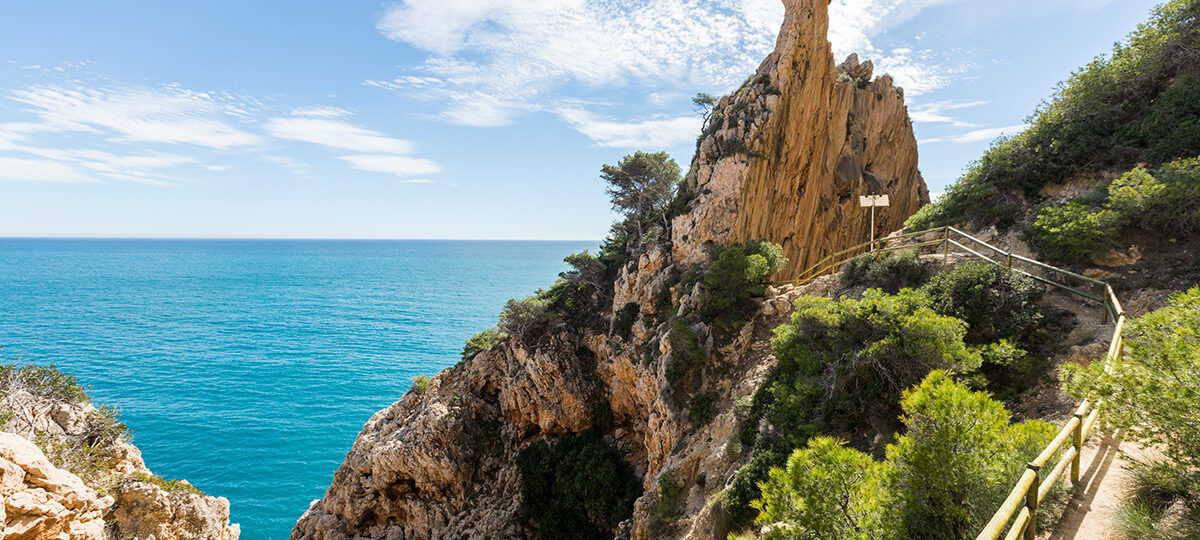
[0,238,597,540]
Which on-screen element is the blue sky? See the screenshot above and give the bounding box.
[0,0,1163,239]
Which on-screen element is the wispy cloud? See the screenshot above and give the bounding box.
[922,123,1027,144]
[371,0,963,141]
[264,112,440,177]
[909,100,986,127]
[0,157,95,183]
[8,85,262,148]
[558,108,701,148]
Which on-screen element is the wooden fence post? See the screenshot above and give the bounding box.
[1072,411,1084,483]
[1025,463,1040,540]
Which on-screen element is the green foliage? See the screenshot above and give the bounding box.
[666,319,707,384]
[746,372,1058,540]
[920,263,1052,348]
[753,437,888,540]
[727,289,983,523]
[1064,287,1200,494]
[885,371,1058,539]
[602,151,682,245]
[688,392,719,427]
[611,302,640,341]
[0,363,90,403]
[907,0,1200,231]
[128,471,205,496]
[516,432,642,539]
[411,375,431,395]
[648,471,684,533]
[462,327,506,362]
[499,294,553,342]
[1113,460,1200,540]
[1022,157,1200,263]
[1025,200,1122,263]
[700,240,787,330]
[839,250,930,293]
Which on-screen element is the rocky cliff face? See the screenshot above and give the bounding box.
[1,388,240,540]
[292,0,928,538]
[672,0,927,277]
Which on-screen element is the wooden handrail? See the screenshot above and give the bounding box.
[774,226,1125,540]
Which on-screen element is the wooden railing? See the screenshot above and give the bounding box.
[779,226,1126,540]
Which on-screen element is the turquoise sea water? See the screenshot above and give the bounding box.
[0,238,596,540]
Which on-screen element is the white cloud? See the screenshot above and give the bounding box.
[8,85,261,148]
[338,154,441,176]
[558,108,702,148]
[264,117,416,154]
[262,111,440,178]
[399,178,436,184]
[909,100,986,126]
[372,0,962,138]
[922,124,1028,144]
[0,157,95,183]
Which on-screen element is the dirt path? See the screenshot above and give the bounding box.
[1039,429,1160,540]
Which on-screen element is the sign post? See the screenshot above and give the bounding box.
[859,194,890,251]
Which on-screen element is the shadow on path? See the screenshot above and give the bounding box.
[1043,429,1127,540]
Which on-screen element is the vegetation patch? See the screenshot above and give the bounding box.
[688,391,719,427]
[699,240,786,331]
[516,431,641,540]
[839,250,931,293]
[127,471,205,496]
[907,0,1200,233]
[461,327,506,362]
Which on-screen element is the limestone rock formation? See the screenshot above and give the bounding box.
[0,432,108,540]
[673,0,928,277]
[293,0,928,538]
[2,387,240,540]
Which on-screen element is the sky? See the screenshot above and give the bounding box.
[0,0,1165,239]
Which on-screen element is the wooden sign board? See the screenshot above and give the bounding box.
[859,194,890,207]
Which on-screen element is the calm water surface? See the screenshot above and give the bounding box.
[0,238,595,540]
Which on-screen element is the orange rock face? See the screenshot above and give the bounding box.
[673,0,928,277]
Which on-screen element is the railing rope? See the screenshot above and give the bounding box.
[775,226,1125,540]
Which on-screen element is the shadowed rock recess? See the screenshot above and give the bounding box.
[291,0,929,539]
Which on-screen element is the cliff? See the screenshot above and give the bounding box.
[292,0,928,538]
[1,377,240,540]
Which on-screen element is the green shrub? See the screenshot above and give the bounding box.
[1024,200,1122,263]
[920,263,1051,348]
[499,295,553,342]
[700,240,787,330]
[0,364,90,403]
[461,328,506,362]
[908,0,1200,232]
[411,375,431,395]
[688,392,719,427]
[127,471,205,496]
[753,437,888,540]
[746,371,1058,540]
[839,250,930,293]
[1064,287,1200,495]
[648,470,683,533]
[516,432,641,539]
[727,289,982,523]
[611,302,640,341]
[885,371,1058,539]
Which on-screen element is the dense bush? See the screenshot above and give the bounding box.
[748,371,1058,540]
[128,471,205,496]
[1064,287,1200,497]
[611,302,640,341]
[0,364,90,403]
[666,319,707,384]
[461,327,506,362]
[688,391,718,427]
[839,250,930,293]
[726,289,982,521]
[700,240,786,329]
[1024,157,1200,262]
[410,375,430,395]
[920,262,1052,349]
[516,432,642,539]
[906,0,1200,232]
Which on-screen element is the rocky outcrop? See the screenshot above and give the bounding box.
[673,0,927,277]
[1,388,239,540]
[293,0,927,538]
[0,433,108,540]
